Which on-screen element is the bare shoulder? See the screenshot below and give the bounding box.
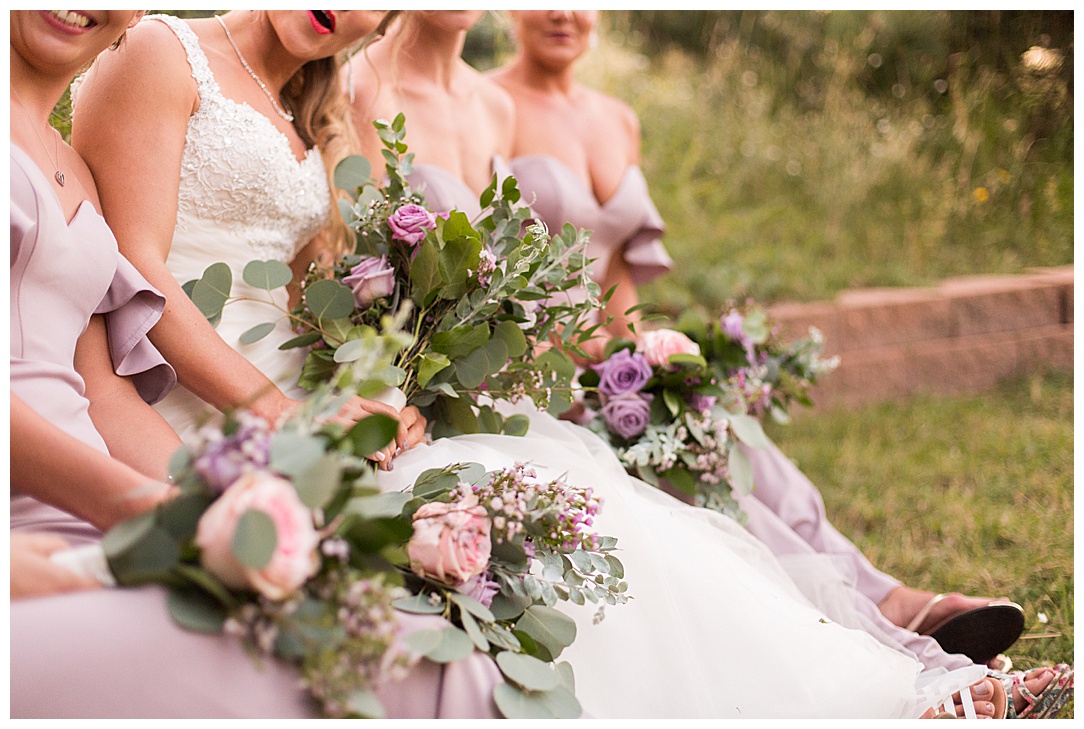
[78,16,196,110]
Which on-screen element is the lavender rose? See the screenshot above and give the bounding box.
[593,348,653,397]
[600,393,653,440]
[342,255,395,307]
[193,417,272,494]
[387,204,437,245]
[459,572,500,607]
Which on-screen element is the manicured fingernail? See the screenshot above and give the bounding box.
[974,682,991,696]
[374,451,385,461]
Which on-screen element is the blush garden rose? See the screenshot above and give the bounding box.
[195,471,320,600]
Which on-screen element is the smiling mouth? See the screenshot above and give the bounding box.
[47,10,94,29]
[309,10,335,34]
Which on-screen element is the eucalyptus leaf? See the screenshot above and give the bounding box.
[269,432,325,477]
[728,441,755,495]
[402,628,444,654]
[334,154,372,194]
[158,491,215,541]
[345,491,412,519]
[492,319,528,358]
[393,595,445,615]
[417,352,451,388]
[482,623,522,651]
[345,414,399,459]
[347,689,385,719]
[492,682,556,720]
[502,414,530,437]
[456,338,508,389]
[555,661,576,691]
[293,453,343,510]
[334,338,368,363]
[238,322,276,345]
[166,588,228,634]
[232,509,277,570]
[495,652,560,691]
[448,590,496,622]
[426,626,476,663]
[190,262,232,322]
[725,411,771,449]
[459,606,489,652]
[242,259,293,291]
[537,684,582,719]
[305,279,355,321]
[515,605,577,657]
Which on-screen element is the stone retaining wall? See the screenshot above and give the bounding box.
[768,266,1074,411]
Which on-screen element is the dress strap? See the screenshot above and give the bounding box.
[145,14,221,103]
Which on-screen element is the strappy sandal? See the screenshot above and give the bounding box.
[930,676,1008,719]
[989,664,1074,719]
[905,594,1026,664]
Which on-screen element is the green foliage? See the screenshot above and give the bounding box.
[556,11,1075,310]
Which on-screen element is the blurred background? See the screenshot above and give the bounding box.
[466,9,1073,311]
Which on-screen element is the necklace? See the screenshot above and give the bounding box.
[216,14,294,123]
[11,89,65,186]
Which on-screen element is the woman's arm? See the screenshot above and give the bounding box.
[71,21,297,426]
[11,395,172,532]
[75,314,181,480]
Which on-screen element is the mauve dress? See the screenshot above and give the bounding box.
[13,16,503,719]
[508,154,972,674]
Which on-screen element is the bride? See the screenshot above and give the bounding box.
[75,9,988,719]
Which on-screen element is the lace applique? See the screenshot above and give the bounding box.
[149,15,330,262]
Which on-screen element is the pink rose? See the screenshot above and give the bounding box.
[341,255,395,307]
[195,471,320,600]
[637,329,701,368]
[387,204,437,245]
[408,494,491,585]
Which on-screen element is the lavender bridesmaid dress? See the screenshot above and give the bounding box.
[10,144,175,547]
[508,154,973,675]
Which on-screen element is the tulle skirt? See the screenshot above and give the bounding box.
[376,407,984,718]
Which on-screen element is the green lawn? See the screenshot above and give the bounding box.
[766,370,1074,715]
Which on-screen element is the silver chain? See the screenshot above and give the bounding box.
[215,14,294,123]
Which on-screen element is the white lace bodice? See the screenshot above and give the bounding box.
[149,14,330,264]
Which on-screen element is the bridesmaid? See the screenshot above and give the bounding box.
[490,7,1029,675]
[347,10,514,211]
[9,11,502,718]
[11,9,178,543]
[72,11,422,469]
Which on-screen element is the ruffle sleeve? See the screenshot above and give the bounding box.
[621,168,674,286]
[94,253,177,405]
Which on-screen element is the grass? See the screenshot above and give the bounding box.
[567,11,1073,311]
[766,369,1074,715]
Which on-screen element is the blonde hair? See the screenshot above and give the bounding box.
[283,11,402,257]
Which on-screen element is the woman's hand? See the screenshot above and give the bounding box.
[10,533,101,600]
[327,396,427,470]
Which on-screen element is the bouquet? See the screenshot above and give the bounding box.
[579,330,771,520]
[186,114,605,439]
[676,303,840,424]
[91,330,624,718]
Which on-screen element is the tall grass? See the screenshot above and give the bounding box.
[566,11,1073,310]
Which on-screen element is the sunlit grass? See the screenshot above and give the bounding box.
[767,370,1074,715]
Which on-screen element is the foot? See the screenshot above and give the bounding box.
[1007,667,1058,716]
[919,677,1003,719]
[878,587,995,634]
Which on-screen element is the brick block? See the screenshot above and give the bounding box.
[835,288,953,351]
[941,275,1063,337]
[1015,324,1074,371]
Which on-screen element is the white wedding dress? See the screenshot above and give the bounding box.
[108,15,984,719]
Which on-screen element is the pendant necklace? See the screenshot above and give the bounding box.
[216,14,295,123]
[12,89,65,186]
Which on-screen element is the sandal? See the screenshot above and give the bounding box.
[930,676,1008,719]
[989,664,1074,719]
[905,594,1026,664]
